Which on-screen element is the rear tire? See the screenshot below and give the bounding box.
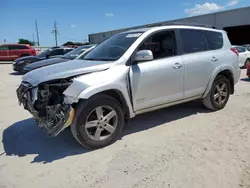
[71,94,124,149]
[203,75,230,111]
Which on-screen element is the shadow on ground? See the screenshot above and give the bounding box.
[9,72,23,76]
[241,78,250,82]
[2,101,210,163]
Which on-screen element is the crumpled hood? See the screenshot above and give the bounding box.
[25,58,69,70]
[22,59,113,86]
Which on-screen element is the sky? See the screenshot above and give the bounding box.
[0,0,249,46]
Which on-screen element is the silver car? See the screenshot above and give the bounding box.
[17,25,241,149]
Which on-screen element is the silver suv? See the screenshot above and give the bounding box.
[17,25,241,149]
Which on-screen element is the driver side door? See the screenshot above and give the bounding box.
[129,30,184,112]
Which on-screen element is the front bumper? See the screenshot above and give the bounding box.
[16,83,75,136]
[13,63,28,73]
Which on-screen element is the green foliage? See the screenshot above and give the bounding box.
[18,38,34,46]
[62,41,89,46]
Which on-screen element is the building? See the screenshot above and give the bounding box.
[88,6,250,45]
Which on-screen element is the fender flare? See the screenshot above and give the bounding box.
[202,65,235,98]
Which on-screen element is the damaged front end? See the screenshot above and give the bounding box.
[17,80,75,137]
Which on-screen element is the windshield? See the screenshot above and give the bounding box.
[37,49,53,57]
[84,32,143,61]
[63,45,93,59]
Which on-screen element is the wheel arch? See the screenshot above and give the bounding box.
[202,66,235,98]
[78,85,135,119]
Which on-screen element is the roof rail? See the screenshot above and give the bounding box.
[162,22,217,29]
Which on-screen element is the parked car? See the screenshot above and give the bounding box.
[232,45,250,68]
[247,61,250,78]
[242,44,250,51]
[13,47,73,72]
[0,44,37,61]
[17,25,241,149]
[23,45,96,73]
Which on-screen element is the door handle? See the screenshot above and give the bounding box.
[211,57,218,62]
[173,62,182,69]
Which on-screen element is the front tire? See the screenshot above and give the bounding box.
[203,75,230,111]
[71,94,124,149]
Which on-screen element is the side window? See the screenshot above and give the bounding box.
[65,49,72,53]
[236,47,246,53]
[180,29,208,54]
[9,46,18,50]
[205,31,223,50]
[49,49,65,56]
[0,45,8,50]
[9,45,29,50]
[138,30,176,60]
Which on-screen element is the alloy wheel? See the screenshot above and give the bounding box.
[84,105,118,141]
[213,82,228,106]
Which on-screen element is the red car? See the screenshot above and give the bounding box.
[0,44,37,61]
[247,61,250,78]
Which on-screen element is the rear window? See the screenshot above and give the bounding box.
[236,47,246,53]
[204,31,223,50]
[180,29,208,54]
[9,45,29,50]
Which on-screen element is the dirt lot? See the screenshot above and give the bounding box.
[0,64,250,188]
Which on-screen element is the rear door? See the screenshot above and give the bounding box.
[8,45,21,60]
[179,29,216,98]
[0,45,9,60]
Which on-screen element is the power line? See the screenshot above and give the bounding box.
[35,20,40,46]
[52,20,59,46]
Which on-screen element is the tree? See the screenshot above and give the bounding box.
[18,38,34,46]
[62,41,89,46]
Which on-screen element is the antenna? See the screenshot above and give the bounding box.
[35,20,40,46]
[52,20,59,46]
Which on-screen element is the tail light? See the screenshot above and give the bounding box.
[230,47,239,56]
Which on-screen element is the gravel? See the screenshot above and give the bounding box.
[0,64,250,188]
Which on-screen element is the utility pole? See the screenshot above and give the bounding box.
[32,34,35,45]
[52,20,59,46]
[35,20,40,46]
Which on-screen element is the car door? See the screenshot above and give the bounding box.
[130,30,184,111]
[0,45,9,60]
[179,29,215,98]
[236,47,247,67]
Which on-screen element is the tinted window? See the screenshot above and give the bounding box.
[9,45,29,50]
[63,46,93,59]
[236,47,246,53]
[84,32,143,61]
[180,29,208,54]
[138,30,176,60]
[0,45,8,50]
[205,31,223,50]
[64,49,73,53]
[49,49,65,56]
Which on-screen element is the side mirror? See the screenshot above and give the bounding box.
[134,50,153,62]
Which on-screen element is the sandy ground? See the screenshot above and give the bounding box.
[0,64,250,188]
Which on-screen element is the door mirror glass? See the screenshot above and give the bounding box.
[134,50,153,62]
